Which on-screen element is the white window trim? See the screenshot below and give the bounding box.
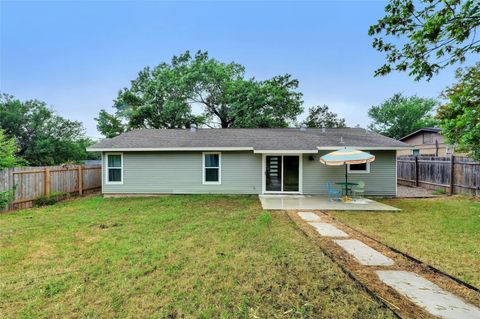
[202,152,221,185]
[347,162,370,174]
[105,152,124,185]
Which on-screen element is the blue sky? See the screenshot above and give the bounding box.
[0,0,462,138]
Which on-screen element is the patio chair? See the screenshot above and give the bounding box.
[326,182,341,201]
[352,181,365,198]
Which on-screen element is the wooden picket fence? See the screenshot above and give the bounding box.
[0,164,102,212]
[397,156,480,196]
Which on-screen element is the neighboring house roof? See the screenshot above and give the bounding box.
[82,159,102,165]
[399,127,442,141]
[87,128,410,152]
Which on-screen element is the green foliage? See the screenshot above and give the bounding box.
[368,93,438,139]
[33,192,66,207]
[96,50,303,137]
[0,129,24,168]
[432,188,446,195]
[0,188,14,209]
[256,212,272,225]
[302,105,346,128]
[95,110,126,138]
[369,0,480,80]
[0,94,97,166]
[437,63,480,160]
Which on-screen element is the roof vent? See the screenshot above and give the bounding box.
[321,127,326,133]
[190,124,197,132]
[300,124,307,132]
[340,136,345,144]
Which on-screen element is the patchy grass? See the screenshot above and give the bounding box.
[0,195,394,318]
[331,197,480,287]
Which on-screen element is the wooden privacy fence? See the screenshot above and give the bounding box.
[0,164,101,212]
[397,156,480,196]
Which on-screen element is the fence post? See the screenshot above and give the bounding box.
[78,166,83,195]
[44,168,50,197]
[415,156,419,187]
[449,155,455,195]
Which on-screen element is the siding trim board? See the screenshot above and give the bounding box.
[102,150,397,196]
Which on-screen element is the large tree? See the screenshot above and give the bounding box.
[437,63,480,160]
[302,105,346,128]
[368,93,438,139]
[96,51,303,136]
[369,0,480,80]
[0,94,97,166]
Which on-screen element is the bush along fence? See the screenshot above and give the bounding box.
[397,156,480,196]
[0,164,101,212]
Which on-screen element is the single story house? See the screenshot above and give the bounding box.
[87,128,410,196]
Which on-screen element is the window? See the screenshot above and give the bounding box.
[106,153,123,184]
[423,133,433,144]
[203,152,221,184]
[412,149,420,156]
[347,162,370,173]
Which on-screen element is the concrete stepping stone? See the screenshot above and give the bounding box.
[308,222,348,237]
[334,239,394,266]
[376,270,480,319]
[298,212,321,221]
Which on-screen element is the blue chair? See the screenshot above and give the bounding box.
[327,182,342,201]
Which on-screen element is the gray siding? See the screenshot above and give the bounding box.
[102,150,397,196]
[303,150,397,196]
[102,151,262,194]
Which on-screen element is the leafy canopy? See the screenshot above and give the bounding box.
[0,129,24,169]
[0,94,98,166]
[369,0,480,80]
[96,51,303,137]
[437,63,480,160]
[368,93,438,139]
[302,105,346,128]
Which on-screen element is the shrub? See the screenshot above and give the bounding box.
[0,186,16,209]
[432,188,446,195]
[33,192,66,207]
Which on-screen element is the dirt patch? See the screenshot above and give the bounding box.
[98,222,123,229]
[396,185,443,198]
[288,211,480,319]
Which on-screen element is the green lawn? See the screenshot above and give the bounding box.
[331,197,480,287]
[0,195,393,318]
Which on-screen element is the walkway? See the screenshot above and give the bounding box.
[290,211,480,319]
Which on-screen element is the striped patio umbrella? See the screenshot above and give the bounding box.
[319,147,375,190]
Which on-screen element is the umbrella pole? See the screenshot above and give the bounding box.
[345,164,348,197]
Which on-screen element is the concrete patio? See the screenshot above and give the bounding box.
[259,195,400,211]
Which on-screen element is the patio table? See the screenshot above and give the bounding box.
[336,182,358,197]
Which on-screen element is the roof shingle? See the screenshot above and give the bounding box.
[88,128,409,151]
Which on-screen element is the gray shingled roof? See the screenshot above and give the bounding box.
[88,128,409,151]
